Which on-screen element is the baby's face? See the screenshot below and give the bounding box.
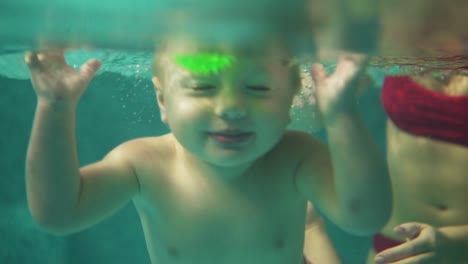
[155,44,298,167]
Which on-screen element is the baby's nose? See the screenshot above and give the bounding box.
[215,90,247,120]
[218,108,247,120]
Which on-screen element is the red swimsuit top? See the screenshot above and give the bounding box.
[381,75,468,147]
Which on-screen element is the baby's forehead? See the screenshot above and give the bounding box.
[165,51,291,74]
[153,39,295,78]
[183,57,290,79]
[162,39,290,60]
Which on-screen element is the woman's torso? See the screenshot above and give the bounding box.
[382,74,468,239]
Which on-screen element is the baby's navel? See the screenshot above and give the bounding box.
[436,203,448,211]
[274,239,285,249]
[167,246,179,257]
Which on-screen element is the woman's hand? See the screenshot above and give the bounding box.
[375,222,454,264]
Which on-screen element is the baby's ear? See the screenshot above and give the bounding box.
[152,76,161,91]
[152,76,167,123]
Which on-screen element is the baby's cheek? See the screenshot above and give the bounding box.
[264,101,292,119]
[176,101,193,112]
[269,64,291,81]
[173,99,211,118]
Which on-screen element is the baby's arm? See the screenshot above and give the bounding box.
[295,55,391,236]
[25,50,139,234]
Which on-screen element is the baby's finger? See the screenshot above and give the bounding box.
[338,52,368,66]
[24,51,42,71]
[36,50,68,68]
[79,59,101,83]
[24,50,65,72]
[335,53,367,81]
[310,63,327,87]
[42,49,67,62]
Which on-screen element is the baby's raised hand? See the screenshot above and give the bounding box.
[311,53,367,125]
[25,50,101,106]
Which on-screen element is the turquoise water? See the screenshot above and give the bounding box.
[0,1,466,263]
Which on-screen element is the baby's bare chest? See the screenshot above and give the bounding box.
[134,170,306,263]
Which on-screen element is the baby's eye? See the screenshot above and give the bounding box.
[246,85,271,91]
[191,85,216,91]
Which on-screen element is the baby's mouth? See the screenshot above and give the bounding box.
[208,130,254,144]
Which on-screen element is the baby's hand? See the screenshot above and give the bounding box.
[311,53,367,125]
[25,50,101,106]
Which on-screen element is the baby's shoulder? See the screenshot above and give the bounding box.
[281,130,325,150]
[268,130,328,161]
[108,133,176,163]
